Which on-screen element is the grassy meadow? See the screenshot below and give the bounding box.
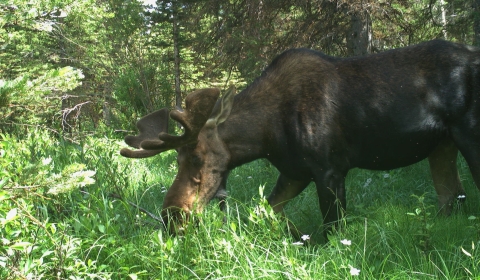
[1,129,480,279]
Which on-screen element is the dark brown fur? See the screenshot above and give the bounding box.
[122,40,480,237]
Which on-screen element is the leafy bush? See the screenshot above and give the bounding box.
[1,67,84,132]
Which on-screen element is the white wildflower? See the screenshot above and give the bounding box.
[363,178,372,188]
[349,265,360,276]
[42,157,52,165]
[340,239,352,246]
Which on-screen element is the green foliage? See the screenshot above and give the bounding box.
[2,0,480,278]
[0,130,100,278]
[406,194,436,252]
[0,76,27,108]
[3,0,479,134]
[0,130,93,190]
[1,131,479,278]
[6,67,83,102]
[113,63,174,117]
[0,64,84,128]
[460,241,480,278]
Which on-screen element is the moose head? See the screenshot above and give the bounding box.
[120,87,236,233]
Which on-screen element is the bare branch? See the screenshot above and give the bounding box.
[61,101,91,131]
[108,192,165,226]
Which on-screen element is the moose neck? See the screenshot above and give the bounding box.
[216,48,335,172]
[218,80,281,170]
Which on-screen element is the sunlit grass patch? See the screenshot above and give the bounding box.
[2,131,480,278]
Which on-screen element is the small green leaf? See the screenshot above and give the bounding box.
[5,208,17,222]
[165,238,173,251]
[10,241,32,250]
[41,250,54,259]
[0,179,7,189]
[49,223,57,234]
[0,191,10,201]
[98,224,105,233]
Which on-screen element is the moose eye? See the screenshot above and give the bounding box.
[189,155,203,167]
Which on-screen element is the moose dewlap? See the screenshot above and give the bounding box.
[121,39,480,238]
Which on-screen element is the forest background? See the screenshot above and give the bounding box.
[1,0,480,279]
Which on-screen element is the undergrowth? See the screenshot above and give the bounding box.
[1,129,479,279]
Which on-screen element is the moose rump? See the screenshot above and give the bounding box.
[121,39,480,237]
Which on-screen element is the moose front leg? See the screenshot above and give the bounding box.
[267,174,310,238]
[428,139,466,215]
[215,172,230,212]
[267,174,310,213]
[314,169,347,237]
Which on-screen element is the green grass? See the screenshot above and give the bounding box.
[1,130,479,279]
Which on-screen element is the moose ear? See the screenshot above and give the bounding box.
[207,86,236,126]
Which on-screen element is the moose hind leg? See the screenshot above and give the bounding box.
[314,169,347,235]
[428,139,466,215]
[451,123,480,198]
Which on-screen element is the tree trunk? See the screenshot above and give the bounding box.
[173,12,182,108]
[56,16,73,133]
[439,0,448,39]
[346,11,371,56]
[475,0,480,46]
[103,97,111,127]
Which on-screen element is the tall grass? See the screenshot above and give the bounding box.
[1,129,479,279]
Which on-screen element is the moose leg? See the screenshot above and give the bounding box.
[452,129,480,194]
[462,153,480,191]
[267,174,310,213]
[428,139,465,215]
[216,173,230,212]
[314,169,347,237]
[267,174,310,238]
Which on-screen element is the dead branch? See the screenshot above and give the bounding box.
[108,192,165,225]
[61,101,91,131]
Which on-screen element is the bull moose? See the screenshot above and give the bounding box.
[121,39,480,237]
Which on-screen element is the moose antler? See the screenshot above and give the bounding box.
[140,88,220,150]
[120,108,170,158]
[120,88,221,158]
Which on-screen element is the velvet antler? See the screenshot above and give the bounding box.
[140,88,220,150]
[120,108,170,158]
[120,88,221,158]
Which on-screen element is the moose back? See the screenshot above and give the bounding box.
[121,39,479,236]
